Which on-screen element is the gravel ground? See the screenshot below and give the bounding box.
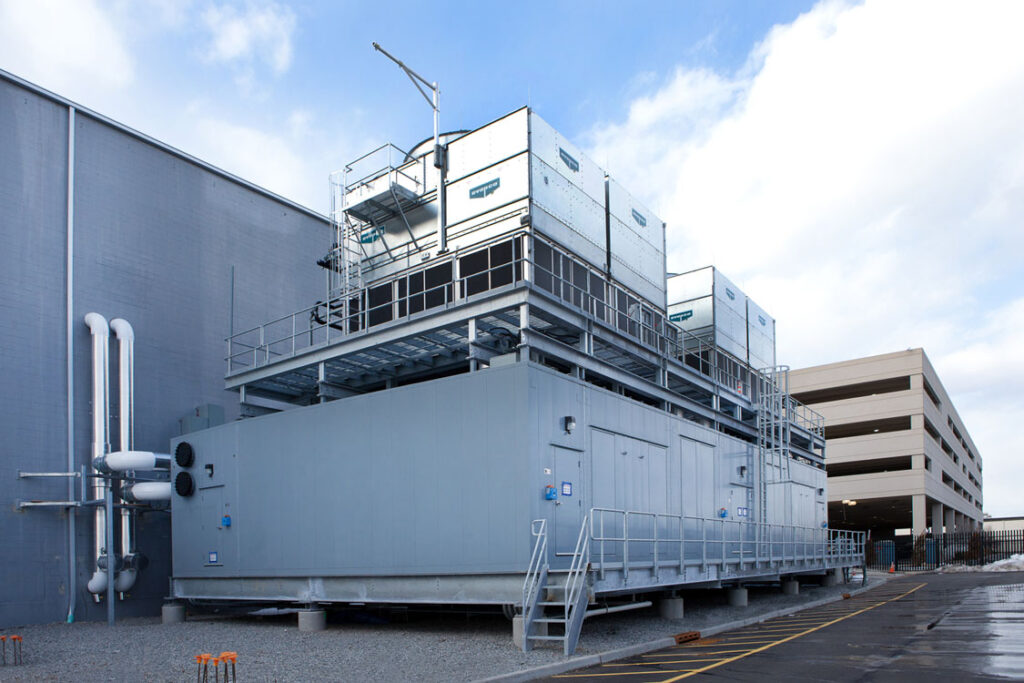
[0,574,885,682]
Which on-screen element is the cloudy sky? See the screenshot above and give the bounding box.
[2,0,1021,515]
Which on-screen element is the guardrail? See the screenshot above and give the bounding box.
[588,507,864,581]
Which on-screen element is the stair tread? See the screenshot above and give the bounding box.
[539,601,566,606]
[527,635,566,641]
[534,617,567,623]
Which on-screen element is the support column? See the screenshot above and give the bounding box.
[162,603,185,624]
[954,511,965,533]
[781,580,799,595]
[512,616,547,648]
[727,587,748,607]
[911,494,927,538]
[298,609,326,631]
[931,500,944,534]
[468,318,478,371]
[944,507,956,536]
[659,597,684,619]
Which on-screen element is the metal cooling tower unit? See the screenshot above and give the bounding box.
[169,108,864,654]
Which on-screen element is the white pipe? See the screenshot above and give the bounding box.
[122,482,172,502]
[95,450,171,472]
[84,312,109,595]
[110,318,137,593]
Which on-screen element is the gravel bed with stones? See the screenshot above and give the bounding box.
[0,575,885,682]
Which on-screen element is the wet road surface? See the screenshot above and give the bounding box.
[545,572,1024,681]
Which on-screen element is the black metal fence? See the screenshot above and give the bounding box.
[866,530,1024,571]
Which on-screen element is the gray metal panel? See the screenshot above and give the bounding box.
[529,155,607,271]
[0,77,72,627]
[446,153,529,229]
[746,297,776,371]
[528,112,605,205]
[172,363,534,578]
[446,108,529,182]
[666,268,713,307]
[609,215,666,307]
[0,74,328,626]
[713,270,747,363]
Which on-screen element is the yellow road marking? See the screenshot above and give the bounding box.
[644,649,756,658]
[554,669,702,678]
[654,583,926,682]
[602,658,726,667]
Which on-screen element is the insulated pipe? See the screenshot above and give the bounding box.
[110,318,137,594]
[121,482,172,502]
[94,450,171,473]
[84,312,110,595]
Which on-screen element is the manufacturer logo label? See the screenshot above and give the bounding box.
[725,288,736,301]
[558,147,579,172]
[669,310,694,322]
[469,178,500,199]
[758,315,767,326]
[631,209,647,227]
[360,227,382,244]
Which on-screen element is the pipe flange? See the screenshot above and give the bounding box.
[175,442,195,468]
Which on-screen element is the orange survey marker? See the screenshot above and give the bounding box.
[11,636,22,665]
[219,651,238,681]
[889,562,896,573]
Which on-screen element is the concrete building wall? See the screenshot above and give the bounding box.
[0,70,329,627]
[790,349,983,537]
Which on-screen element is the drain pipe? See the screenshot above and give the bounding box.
[84,313,110,597]
[109,318,138,594]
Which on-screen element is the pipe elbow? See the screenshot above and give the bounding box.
[84,312,109,336]
[114,568,137,592]
[109,317,134,341]
[87,569,108,594]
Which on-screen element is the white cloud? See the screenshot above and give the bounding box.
[0,0,134,94]
[586,0,1024,515]
[201,1,296,87]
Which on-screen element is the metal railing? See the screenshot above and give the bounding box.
[522,519,548,625]
[226,230,528,373]
[588,507,865,581]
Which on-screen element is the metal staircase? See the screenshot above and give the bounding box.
[522,517,591,656]
[757,366,793,555]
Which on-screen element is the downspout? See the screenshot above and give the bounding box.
[110,318,137,593]
[84,313,110,596]
[65,105,77,623]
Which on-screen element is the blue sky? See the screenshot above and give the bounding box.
[2,0,1022,518]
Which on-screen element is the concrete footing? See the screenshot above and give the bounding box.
[513,616,548,649]
[782,580,800,596]
[298,609,327,632]
[822,568,842,587]
[161,603,185,624]
[727,587,748,607]
[658,597,684,619]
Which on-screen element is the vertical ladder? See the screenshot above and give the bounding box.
[328,170,365,304]
[757,366,793,554]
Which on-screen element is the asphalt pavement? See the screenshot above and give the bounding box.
[545,571,1024,682]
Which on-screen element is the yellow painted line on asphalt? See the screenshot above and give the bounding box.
[654,583,927,682]
[554,669,703,678]
[643,649,757,658]
[602,658,728,667]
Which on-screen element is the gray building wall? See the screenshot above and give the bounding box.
[0,70,329,627]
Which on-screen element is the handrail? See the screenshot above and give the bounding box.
[564,515,590,623]
[587,507,865,575]
[522,519,547,613]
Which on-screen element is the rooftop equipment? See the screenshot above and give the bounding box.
[173,106,862,654]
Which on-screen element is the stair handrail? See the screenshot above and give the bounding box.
[564,515,591,623]
[522,519,548,614]
[563,514,592,655]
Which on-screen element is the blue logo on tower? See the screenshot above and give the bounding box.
[469,178,500,199]
[631,209,647,228]
[558,147,579,173]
